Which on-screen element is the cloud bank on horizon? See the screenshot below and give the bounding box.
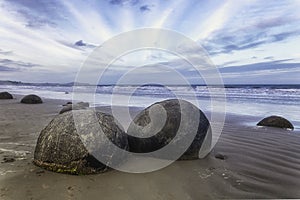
[0,0,299,84]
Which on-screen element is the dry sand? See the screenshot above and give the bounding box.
[0,95,300,199]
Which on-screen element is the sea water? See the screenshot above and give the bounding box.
[1,84,299,130]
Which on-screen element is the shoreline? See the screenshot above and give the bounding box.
[0,95,300,199]
[2,90,300,130]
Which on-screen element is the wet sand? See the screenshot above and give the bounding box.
[0,95,300,199]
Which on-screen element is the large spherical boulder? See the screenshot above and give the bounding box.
[59,102,89,114]
[33,110,128,175]
[127,99,211,160]
[21,94,43,104]
[0,92,13,99]
[257,115,294,130]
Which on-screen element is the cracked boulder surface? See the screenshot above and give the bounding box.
[127,99,212,160]
[33,110,129,175]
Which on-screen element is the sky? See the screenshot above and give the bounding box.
[0,0,300,84]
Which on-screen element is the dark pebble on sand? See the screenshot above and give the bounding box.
[215,153,227,160]
[2,157,16,163]
[36,170,45,175]
[67,186,74,191]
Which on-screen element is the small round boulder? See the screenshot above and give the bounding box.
[33,110,128,175]
[21,94,43,104]
[59,102,89,114]
[127,99,212,160]
[0,92,13,99]
[257,115,294,130]
[63,102,73,106]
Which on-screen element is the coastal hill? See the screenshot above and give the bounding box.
[0,80,90,87]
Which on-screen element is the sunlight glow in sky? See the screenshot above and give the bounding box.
[0,0,300,84]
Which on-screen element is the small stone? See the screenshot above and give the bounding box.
[36,170,45,175]
[67,186,74,190]
[2,157,15,163]
[215,153,227,160]
[0,187,9,192]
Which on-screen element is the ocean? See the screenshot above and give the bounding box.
[1,84,299,130]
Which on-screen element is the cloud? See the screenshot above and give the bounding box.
[152,0,188,28]
[200,1,300,56]
[254,16,292,29]
[140,5,151,12]
[0,49,13,55]
[0,59,38,72]
[61,1,113,41]
[264,56,274,60]
[16,9,56,28]
[222,60,241,66]
[74,40,97,49]
[205,30,300,55]
[3,0,65,28]
[109,0,139,6]
[0,66,17,72]
[0,59,40,70]
[219,60,299,73]
[0,1,89,75]
[0,0,299,84]
[272,31,298,42]
[220,66,300,84]
[75,40,86,46]
[195,1,237,40]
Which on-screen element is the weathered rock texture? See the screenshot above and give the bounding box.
[0,92,13,99]
[257,115,294,130]
[21,94,43,104]
[33,110,128,175]
[127,99,211,160]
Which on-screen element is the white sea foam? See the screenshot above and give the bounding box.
[0,148,31,156]
[1,85,299,130]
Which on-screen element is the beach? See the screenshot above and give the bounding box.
[1,0,300,199]
[1,96,300,199]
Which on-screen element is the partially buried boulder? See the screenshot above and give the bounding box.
[63,102,72,106]
[33,110,128,175]
[59,102,89,114]
[257,115,294,130]
[21,94,43,104]
[0,92,13,99]
[127,99,212,160]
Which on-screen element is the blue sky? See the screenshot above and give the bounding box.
[0,0,300,84]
